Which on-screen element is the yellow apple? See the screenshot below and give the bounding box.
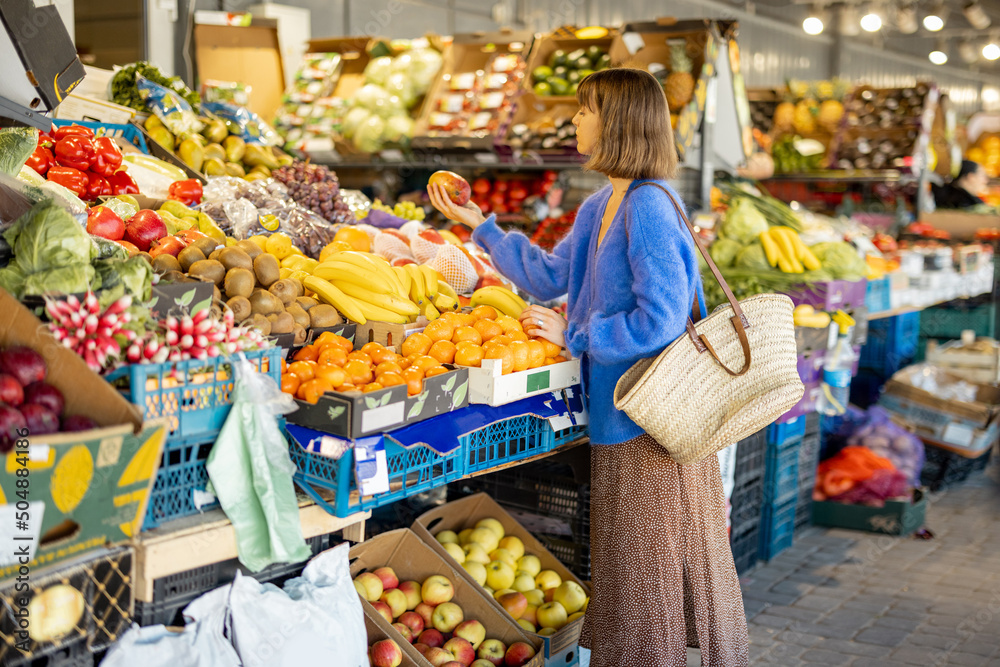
[462,561,487,586]
[475,517,505,540]
[485,560,515,591]
[552,581,587,614]
[521,604,538,626]
[512,572,536,593]
[488,548,516,568]
[468,528,500,553]
[534,570,561,591]
[567,611,585,622]
[493,588,515,601]
[483,585,494,596]
[463,543,490,565]
[435,530,459,545]
[516,555,541,578]
[582,597,589,612]
[498,536,524,560]
[538,627,557,637]
[421,575,455,605]
[537,601,568,630]
[458,528,475,545]
[523,589,545,606]
[443,542,466,564]
[517,619,535,633]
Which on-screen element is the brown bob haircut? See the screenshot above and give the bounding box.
[575,67,678,180]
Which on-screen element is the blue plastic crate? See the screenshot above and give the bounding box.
[51,118,150,154]
[287,425,465,518]
[859,311,920,377]
[759,497,797,561]
[920,302,997,340]
[764,437,801,505]
[106,348,282,447]
[552,423,588,448]
[463,414,554,475]
[865,276,891,313]
[767,414,806,447]
[143,439,220,530]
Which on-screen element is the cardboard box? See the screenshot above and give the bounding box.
[349,528,543,667]
[522,29,617,105]
[925,338,1000,385]
[413,493,590,662]
[0,290,164,580]
[920,210,1000,242]
[811,488,927,535]
[468,358,581,406]
[364,603,428,667]
[53,94,136,125]
[356,318,429,354]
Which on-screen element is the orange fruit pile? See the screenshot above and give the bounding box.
[279,331,451,404]
[400,305,567,376]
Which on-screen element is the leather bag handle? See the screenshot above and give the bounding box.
[631,181,752,377]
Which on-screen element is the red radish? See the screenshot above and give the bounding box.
[124,209,168,251]
[428,171,471,206]
[0,346,46,387]
[0,375,23,406]
[0,405,27,452]
[62,415,97,432]
[86,206,125,240]
[19,403,58,435]
[23,382,65,416]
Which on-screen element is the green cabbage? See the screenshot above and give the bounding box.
[722,198,769,245]
[91,237,129,261]
[0,127,38,176]
[735,243,770,271]
[809,241,867,280]
[21,264,95,297]
[93,256,152,300]
[0,264,26,296]
[364,56,393,86]
[5,201,92,273]
[353,115,386,153]
[709,238,743,268]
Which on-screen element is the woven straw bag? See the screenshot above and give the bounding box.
[613,183,804,464]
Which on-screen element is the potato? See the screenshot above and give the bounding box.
[219,247,254,272]
[295,296,320,311]
[178,246,206,272]
[235,239,263,259]
[226,296,251,321]
[285,303,311,329]
[293,325,307,345]
[249,290,284,316]
[189,259,226,285]
[224,268,255,299]
[152,254,182,274]
[268,312,295,334]
[268,279,301,306]
[253,253,280,288]
[250,313,271,336]
[309,304,343,328]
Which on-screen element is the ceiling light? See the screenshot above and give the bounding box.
[929,47,948,65]
[897,4,919,33]
[924,1,946,31]
[963,1,991,30]
[861,9,883,32]
[984,42,1000,60]
[840,4,861,35]
[959,39,980,63]
[803,6,826,35]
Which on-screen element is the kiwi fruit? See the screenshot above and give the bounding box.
[161,270,185,284]
[219,247,253,272]
[208,248,223,261]
[249,290,284,316]
[235,239,262,259]
[251,313,271,336]
[285,303,311,329]
[213,284,222,303]
[178,246,206,272]
[137,252,153,264]
[268,279,301,306]
[268,312,295,334]
[224,268,255,299]
[188,259,226,285]
[227,295,251,321]
[292,325,307,345]
[152,254,182,274]
[309,304,343,328]
[253,253,280,288]
[295,296,320,311]
[192,237,219,257]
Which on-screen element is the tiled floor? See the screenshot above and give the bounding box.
[582,461,1000,666]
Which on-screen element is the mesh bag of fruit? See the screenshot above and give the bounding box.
[411,233,444,264]
[372,232,414,263]
[430,244,478,293]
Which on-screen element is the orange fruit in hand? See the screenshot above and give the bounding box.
[484,343,514,374]
[496,315,522,334]
[508,330,528,342]
[526,339,546,369]
[425,366,449,378]
[423,319,455,343]
[333,226,372,252]
[293,345,320,362]
[473,318,503,342]
[317,346,348,367]
[314,332,353,352]
[298,378,332,404]
[375,360,403,377]
[453,326,483,345]
[428,340,457,364]
[287,361,316,382]
[411,355,440,375]
[401,367,424,396]
[362,382,384,393]
[454,342,485,367]
[509,340,530,372]
[314,365,347,389]
[281,374,300,395]
[470,305,498,321]
[378,372,406,388]
[537,338,562,358]
[402,332,433,357]
[343,359,373,386]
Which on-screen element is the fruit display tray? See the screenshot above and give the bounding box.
[468,357,581,406]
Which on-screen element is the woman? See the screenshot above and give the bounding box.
[933,159,989,209]
[429,67,749,666]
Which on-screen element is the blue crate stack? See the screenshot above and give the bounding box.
[759,415,806,561]
[795,413,822,529]
[730,429,767,574]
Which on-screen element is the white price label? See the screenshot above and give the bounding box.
[0,501,45,568]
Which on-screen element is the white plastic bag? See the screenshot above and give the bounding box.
[228,543,369,667]
[99,586,240,667]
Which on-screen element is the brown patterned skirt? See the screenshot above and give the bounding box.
[579,434,749,667]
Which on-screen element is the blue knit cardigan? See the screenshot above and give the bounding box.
[472,179,706,445]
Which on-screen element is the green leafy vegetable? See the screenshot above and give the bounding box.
[809,242,867,280]
[4,201,92,273]
[21,264,94,297]
[93,256,152,301]
[0,127,39,176]
[0,264,26,296]
[111,61,200,111]
[91,237,129,261]
[735,243,770,271]
[708,238,743,268]
[722,198,769,245]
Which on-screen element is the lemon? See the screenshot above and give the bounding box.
[51,445,94,514]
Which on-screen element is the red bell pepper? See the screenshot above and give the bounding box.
[54,136,95,171]
[25,146,54,176]
[84,172,111,200]
[46,166,89,197]
[90,137,123,177]
[107,170,139,195]
[167,179,204,206]
[37,132,54,149]
[52,124,94,141]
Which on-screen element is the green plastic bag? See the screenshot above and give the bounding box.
[207,355,310,571]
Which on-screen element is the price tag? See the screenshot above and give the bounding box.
[942,422,975,448]
[381,149,404,162]
[621,31,645,55]
[354,437,390,496]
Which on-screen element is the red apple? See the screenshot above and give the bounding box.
[415,602,437,628]
[0,347,46,387]
[476,639,506,667]
[61,414,97,432]
[371,601,394,625]
[424,647,455,667]
[418,629,445,649]
[398,581,422,610]
[149,235,187,258]
[442,662,465,667]
[0,374,24,406]
[124,209,167,252]
[374,566,400,591]
[86,206,125,240]
[0,404,28,453]
[380,589,408,619]
[472,661,499,667]
[504,642,536,667]
[384,229,410,244]
[497,592,527,620]
[23,382,64,416]
[472,178,491,195]
[392,622,414,644]
[414,643,431,655]
[370,639,403,667]
[453,620,486,650]
[354,572,384,601]
[398,611,425,637]
[443,637,476,666]
[429,170,471,206]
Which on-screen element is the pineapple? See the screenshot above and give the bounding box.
[818,100,845,131]
[793,100,816,134]
[773,102,795,131]
[665,40,695,112]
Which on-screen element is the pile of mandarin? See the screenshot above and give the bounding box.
[401,305,566,376]
[279,331,453,403]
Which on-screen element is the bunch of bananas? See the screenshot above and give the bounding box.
[304,252,458,325]
[470,286,528,319]
[760,227,820,274]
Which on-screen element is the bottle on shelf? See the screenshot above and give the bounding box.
[818,310,857,417]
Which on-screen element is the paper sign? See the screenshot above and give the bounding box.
[355,439,390,496]
[621,31,646,55]
[361,402,405,433]
[0,501,45,567]
[942,422,975,448]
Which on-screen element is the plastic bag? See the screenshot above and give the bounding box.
[206,356,311,572]
[99,587,240,667]
[228,544,368,667]
[137,75,204,135]
[814,445,897,502]
[846,406,924,486]
[202,101,281,146]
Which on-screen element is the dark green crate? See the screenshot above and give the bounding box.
[919,303,996,340]
[810,488,927,535]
